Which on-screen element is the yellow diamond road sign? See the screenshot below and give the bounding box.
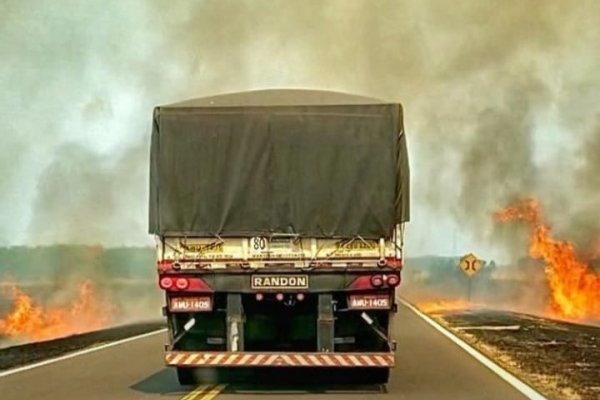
[459,253,484,277]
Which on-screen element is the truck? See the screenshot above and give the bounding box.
[149,89,410,385]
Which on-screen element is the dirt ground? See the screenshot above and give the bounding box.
[428,309,600,400]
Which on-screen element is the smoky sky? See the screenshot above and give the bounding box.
[1,0,599,260]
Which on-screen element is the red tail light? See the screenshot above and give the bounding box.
[159,277,173,289]
[387,274,401,287]
[348,276,373,290]
[348,274,400,291]
[175,278,189,290]
[158,276,212,292]
[370,275,384,288]
[185,277,212,292]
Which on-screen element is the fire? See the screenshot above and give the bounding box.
[417,299,474,314]
[494,199,600,321]
[0,281,113,342]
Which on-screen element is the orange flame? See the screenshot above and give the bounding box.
[417,299,474,314]
[494,199,600,321]
[0,281,113,342]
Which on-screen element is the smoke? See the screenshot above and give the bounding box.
[26,141,148,246]
[561,119,600,254]
[448,73,549,257]
[1,1,599,322]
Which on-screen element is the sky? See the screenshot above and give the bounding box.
[1,0,599,263]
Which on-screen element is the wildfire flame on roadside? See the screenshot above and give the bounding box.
[0,280,113,342]
[417,299,475,314]
[494,199,600,321]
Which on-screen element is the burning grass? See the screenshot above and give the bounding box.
[0,320,164,371]
[0,280,113,342]
[416,299,476,314]
[495,199,600,322]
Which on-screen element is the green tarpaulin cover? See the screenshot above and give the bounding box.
[149,89,409,239]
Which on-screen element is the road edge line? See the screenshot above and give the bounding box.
[398,298,548,400]
[0,328,167,378]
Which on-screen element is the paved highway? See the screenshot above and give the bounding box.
[0,302,538,400]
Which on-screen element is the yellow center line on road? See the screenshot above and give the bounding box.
[180,384,227,400]
[200,384,227,400]
[180,384,209,400]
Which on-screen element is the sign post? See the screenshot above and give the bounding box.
[458,253,485,301]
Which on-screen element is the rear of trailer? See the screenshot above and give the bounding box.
[149,89,410,385]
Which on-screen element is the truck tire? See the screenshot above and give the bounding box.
[176,367,196,385]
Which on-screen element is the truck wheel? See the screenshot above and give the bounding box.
[176,368,196,385]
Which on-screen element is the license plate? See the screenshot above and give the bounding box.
[169,296,212,312]
[251,274,309,289]
[348,294,391,310]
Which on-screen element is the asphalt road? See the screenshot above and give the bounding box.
[0,303,533,400]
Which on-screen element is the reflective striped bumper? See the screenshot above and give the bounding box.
[165,351,395,368]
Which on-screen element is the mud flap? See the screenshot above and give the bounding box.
[318,294,334,352]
